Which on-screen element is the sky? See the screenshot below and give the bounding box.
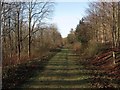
[51,2,89,38]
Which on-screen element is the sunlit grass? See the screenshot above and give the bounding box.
[18,49,120,88]
[19,49,94,88]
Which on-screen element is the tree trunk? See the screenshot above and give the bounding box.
[112,2,116,65]
[17,8,21,63]
[0,1,2,66]
[8,16,12,64]
[28,3,31,59]
[118,2,120,48]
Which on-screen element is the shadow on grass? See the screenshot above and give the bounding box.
[2,50,61,89]
[18,78,93,86]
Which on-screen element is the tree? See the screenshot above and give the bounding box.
[1,1,56,66]
[75,18,91,44]
[67,28,76,44]
[74,1,120,62]
[26,1,54,59]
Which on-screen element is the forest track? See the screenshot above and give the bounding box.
[18,49,92,88]
[17,49,120,89]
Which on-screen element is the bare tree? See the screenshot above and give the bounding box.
[26,1,54,59]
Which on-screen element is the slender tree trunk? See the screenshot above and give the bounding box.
[118,2,120,48]
[0,1,2,66]
[15,17,18,54]
[112,2,116,65]
[20,20,23,50]
[95,15,98,42]
[40,29,43,47]
[2,5,7,63]
[28,3,31,59]
[17,8,20,63]
[8,17,12,64]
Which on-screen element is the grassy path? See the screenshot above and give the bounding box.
[19,49,92,88]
